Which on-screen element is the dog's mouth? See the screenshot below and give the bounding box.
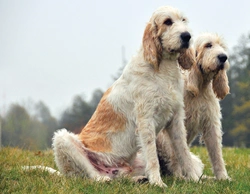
[168,47,188,54]
[166,48,179,54]
[169,49,178,53]
[168,43,190,54]
[214,62,226,72]
[199,64,204,74]
[218,62,225,70]
[199,63,224,75]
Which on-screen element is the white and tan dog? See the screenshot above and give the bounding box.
[52,6,203,187]
[157,33,230,180]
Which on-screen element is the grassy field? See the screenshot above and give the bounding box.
[0,147,249,194]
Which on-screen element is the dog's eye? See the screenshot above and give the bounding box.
[164,19,173,26]
[205,43,212,48]
[182,18,186,22]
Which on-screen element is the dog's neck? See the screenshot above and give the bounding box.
[196,64,219,93]
[199,77,213,94]
[186,63,215,97]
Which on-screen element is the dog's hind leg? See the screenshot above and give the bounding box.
[156,130,183,178]
[52,129,110,181]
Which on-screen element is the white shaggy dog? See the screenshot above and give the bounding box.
[157,33,230,180]
[52,6,203,187]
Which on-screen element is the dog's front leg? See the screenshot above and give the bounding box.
[137,120,167,187]
[167,110,203,181]
[203,124,229,180]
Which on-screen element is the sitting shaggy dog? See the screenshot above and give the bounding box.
[157,33,230,180]
[52,6,204,187]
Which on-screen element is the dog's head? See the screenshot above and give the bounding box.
[187,33,230,99]
[143,6,195,71]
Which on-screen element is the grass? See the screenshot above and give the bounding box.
[0,146,249,194]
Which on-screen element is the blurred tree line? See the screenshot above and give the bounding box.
[0,89,103,150]
[0,102,57,150]
[221,33,250,147]
[1,33,250,150]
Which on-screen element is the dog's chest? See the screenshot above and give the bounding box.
[185,90,220,131]
[145,70,185,130]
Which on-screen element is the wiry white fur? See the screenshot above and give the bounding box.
[156,129,204,179]
[51,6,203,187]
[53,129,105,179]
[22,165,61,176]
[157,33,230,180]
[185,33,230,180]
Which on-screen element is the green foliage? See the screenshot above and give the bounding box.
[2,104,47,150]
[1,102,58,150]
[0,89,103,150]
[90,89,104,109]
[1,147,250,194]
[221,33,250,147]
[59,89,103,133]
[58,96,91,133]
[35,101,58,147]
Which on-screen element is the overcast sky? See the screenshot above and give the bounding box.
[0,0,250,118]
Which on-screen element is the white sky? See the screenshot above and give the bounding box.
[0,0,250,118]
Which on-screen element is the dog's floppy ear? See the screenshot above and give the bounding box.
[143,22,162,71]
[186,63,202,97]
[212,69,230,99]
[178,47,195,70]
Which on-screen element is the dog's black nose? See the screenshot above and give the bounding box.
[218,54,227,63]
[180,32,191,43]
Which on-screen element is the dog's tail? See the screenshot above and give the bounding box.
[22,165,61,176]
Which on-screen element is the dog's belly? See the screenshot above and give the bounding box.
[86,150,133,178]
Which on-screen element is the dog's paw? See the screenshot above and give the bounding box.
[184,171,200,182]
[94,175,111,182]
[190,153,204,177]
[132,176,148,184]
[155,181,167,188]
[148,175,167,187]
[216,173,231,181]
[151,180,167,188]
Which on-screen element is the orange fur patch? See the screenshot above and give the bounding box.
[78,88,126,152]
